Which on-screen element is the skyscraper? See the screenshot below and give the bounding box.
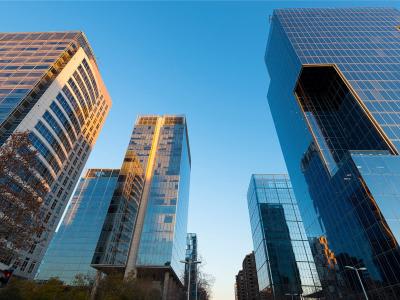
[0,32,111,278]
[124,115,191,300]
[35,169,120,284]
[266,8,400,298]
[91,148,144,271]
[235,252,261,300]
[247,175,322,299]
[236,270,248,300]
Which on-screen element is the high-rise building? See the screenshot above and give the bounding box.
[0,32,111,278]
[235,252,261,300]
[123,115,191,300]
[247,174,322,299]
[184,233,198,300]
[265,7,400,299]
[236,270,248,300]
[35,169,120,284]
[91,147,144,271]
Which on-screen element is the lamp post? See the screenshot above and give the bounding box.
[345,266,369,300]
[180,259,201,300]
[284,293,298,300]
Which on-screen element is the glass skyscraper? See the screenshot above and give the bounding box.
[91,144,144,270]
[247,174,322,299]
[266,8,400,299]
[35,169,119,284]
[0,32,111,278]
[123,115,191,299]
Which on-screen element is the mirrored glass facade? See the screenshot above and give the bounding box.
[0,32,111,279]
[91,149,144,271]
[247,174,322,299]
[266,8,400,299]
[35,169,119,284]
[124,115,191,290]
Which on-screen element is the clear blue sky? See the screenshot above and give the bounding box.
[2,1,399,299]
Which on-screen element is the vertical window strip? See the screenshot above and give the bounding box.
[62,86,85,125]
[50,102,77,143]
[35,120,67,162]
[56,92,81,134]
[78,65,96,104]
[29,132,60,174]
[43,111,72,152]
[73,71,93,109]
[68,78,89,118]
[82,58,99,98]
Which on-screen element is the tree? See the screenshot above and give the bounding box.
[0,131,48,264]
[195,257,215,300]
[94,272,162,300]
[0,275,92,300]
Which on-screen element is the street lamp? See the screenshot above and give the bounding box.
[180,259,201,300]
[345,266,369,300]
[284,293,298,300]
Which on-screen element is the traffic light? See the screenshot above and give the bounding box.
[0,269,13,287]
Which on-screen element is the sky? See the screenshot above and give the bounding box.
[2,1,399,299]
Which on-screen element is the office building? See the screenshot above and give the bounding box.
[235,252,260,300]
[266,7,400,298]
[236,270,247,300]
[184,233,198,300]
[247,175,322,299]
[0,32,111,278]
[35,169,120,284]
[123,115,191,300]
[91,148,144,270]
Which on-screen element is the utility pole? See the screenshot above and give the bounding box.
[180,259,201,300]
[345,266,369,300]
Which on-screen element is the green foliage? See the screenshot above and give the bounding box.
[0,273,161,300]
[95,273,161,300]
[0,276,91,300]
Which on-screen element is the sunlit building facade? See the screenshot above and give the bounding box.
[247,175,322,299]
[123,115,191,300]
[35,169,119,284]
[91,145,144,270]
[0,32,111,278]
[266,8,400,299]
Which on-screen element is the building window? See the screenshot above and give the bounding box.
[27,262,36,274]
[20,258,29,271]
[164,216,173,223]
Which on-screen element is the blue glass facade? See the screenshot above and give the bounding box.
[247,174,321,299]
[136,116,190,280]
[35,169,119,284]
[124,115,191,288]
[266,8,400,299]
[91,149,144,270]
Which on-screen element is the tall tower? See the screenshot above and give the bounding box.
[247,175,322,299]
[266,8,400,298]
[235,252,261,300]
[0,32,111,278]
[124,115,191,299]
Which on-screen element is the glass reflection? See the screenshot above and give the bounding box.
[247,175,322,299]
